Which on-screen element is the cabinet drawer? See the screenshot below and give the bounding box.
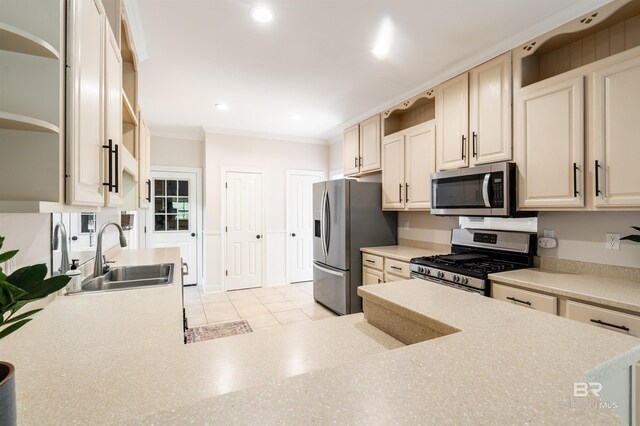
[362,253,383,271]
[362,267,384,285]
[565,301,640,338]
[384,259,410,279]
[384,273,407,283]
[492,283,557,315]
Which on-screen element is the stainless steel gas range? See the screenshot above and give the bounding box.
[409,228,537,296]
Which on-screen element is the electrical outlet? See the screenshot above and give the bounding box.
[605,233,620,250]
[2,258,16,274]
[543,230,555,238]
[403,220,410,229]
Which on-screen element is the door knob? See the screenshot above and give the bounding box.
[291,233,296,237]
[191,233,196,237]
[71,236,78,241]
[256,235,262,239]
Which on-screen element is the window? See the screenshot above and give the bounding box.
[154,179,190,231]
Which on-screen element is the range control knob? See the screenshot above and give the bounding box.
[437,271,445,279]
[425,268,431,275]
[418,266,425,274]
[461,277,468,285]
[453,275,460,283]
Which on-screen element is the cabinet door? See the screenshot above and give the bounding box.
[405,121,435,210]
[592,54,640,207]
[515,76,584,209]
[66,0,105,206]
[362,267,384,285]
[381,135,405,209]
[104,26,122,207]
[343,124,360,176]
[138,112,151,209]
[436,73,469,170]
[469,52,512,166]
[359,115,381,173]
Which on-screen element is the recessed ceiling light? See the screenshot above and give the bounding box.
[372,17,394,60]
[372,45,390,59]
[215,103,229,111]
[251,5,273,23]
[289,114,301,120]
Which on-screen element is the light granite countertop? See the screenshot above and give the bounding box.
[143,280,640,425]
[361,245,446,262]
[489,268,640,314]
[0,248,403,424]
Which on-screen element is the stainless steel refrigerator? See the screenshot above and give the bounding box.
[313,179,397,315]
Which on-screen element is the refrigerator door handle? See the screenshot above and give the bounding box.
[324,190,331,256]
[320,189,328,256]
[313,262,344,277]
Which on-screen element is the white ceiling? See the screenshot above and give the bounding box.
[136,0,612,142]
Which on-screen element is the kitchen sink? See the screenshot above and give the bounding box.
[73,263,174,294]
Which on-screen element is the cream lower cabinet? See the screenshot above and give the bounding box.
[382,121,435,210]
[363,267,384,285]
[515,75,585,209]
[67,0,107,206]
[492,283,557,314]
[592,53,640,208]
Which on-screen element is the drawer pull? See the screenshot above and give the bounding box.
[506,296,531,306]
[390,266,402,271]
[590,319,630,332]
[365,259,376,263]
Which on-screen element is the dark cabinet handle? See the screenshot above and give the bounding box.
[113,143,119,193]
[146,179,151,202]
[102,139,114,192]
[461,135,466,160]
[472,132,477,158]
[354,157,358,168]
[290,233,296,237]
[506,296,531,306]
[256,235,262,239]
[365,259,375,263]
[390,266,402,271]
[573,163,579,197]
[377,278,381,283]
[405,182,409,202]
[590,319,630,332]
[398,183,403,202]
[595,160,601,196]
[359,157,363,167]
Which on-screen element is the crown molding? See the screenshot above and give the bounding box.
[320,0,614,140]
[122,0,149,62]
[202,126,329,145]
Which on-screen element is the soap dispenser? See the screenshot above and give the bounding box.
[65,259,82,294]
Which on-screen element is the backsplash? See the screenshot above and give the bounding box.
[397,212,459,246]
[537,211,640,269]
[0,213,51,271]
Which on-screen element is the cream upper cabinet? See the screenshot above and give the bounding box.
[405,122,436,209]
[381,134,404,209]
[67,0,106,206]
[592,53,640,208]
[359,114,381,173]
[103,25,123,207]
[343,124,360,176]
[436,73,469,171]
[382,121,435,211]
[138,112,151,209]
[469,52,512,166]
[515,75,584,209]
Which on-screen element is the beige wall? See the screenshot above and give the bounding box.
[537,212,640,268]
[328,136,342,175]
[204,132,329,290]
[0,213,51,271]
[151,135,204,168]
[398,211,459,245]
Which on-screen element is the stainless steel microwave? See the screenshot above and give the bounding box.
[430,162,517,217]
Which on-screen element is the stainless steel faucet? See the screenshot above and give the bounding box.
[52,222,70,275]
[93,222,128,277]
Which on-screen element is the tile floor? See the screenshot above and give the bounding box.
[184,282,338,332]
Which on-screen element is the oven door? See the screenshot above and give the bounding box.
[430,162,511,216]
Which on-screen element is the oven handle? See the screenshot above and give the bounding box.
[410,272,484,295]
[482,173,491,207]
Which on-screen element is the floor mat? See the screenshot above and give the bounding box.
[185,320,253,343]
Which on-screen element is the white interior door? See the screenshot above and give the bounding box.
[287,172,322,283]
[226,171,263,291]
[145,171,198,285]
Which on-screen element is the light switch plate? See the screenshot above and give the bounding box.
[403,221,410,229]
[605,233,620,250]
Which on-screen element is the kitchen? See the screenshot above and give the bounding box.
[1,0,640,424]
